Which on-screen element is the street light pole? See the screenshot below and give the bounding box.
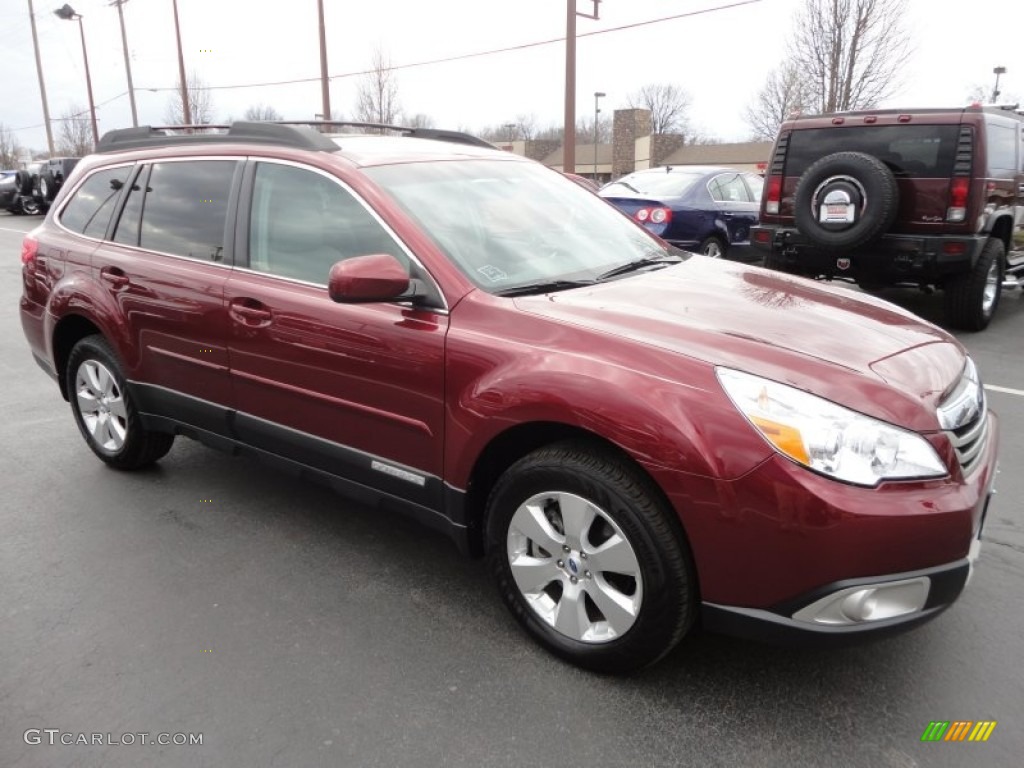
[171,0,191,125]
[317,0,331,131]
[27,0,55,155]
[54,5,98,146]
[992,66,1006,103]
[110,0,138,127]
[563,0,600,174]
[593,91,605,181]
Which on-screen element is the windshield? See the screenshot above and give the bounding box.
[365,160,676,293]
[602,171,702,198]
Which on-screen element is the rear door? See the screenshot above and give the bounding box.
[96,158,242,426]
[707,172,758,244]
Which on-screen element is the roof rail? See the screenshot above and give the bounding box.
[95,120,495,154]
[96,122,339,153]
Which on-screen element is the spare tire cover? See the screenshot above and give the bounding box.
[793,151,899,250]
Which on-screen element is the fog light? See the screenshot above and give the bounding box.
[792,577,930,626]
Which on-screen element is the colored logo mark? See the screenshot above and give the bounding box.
[921,721,997,742]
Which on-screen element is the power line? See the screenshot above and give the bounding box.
[11,91,129,132]
[140,0,763,93]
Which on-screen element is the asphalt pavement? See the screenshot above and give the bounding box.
[1,211,1022,768]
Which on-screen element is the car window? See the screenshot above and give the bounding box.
[59,166,132,239]
[366,159,673,293]
[986,122,1018,173]
[112,166,149,247]
[787,126,960,178]
[603,171,702,197]
[708,173,751,202]
[744,173,764,201]
[136,161,237,262]
[248,162,408,285]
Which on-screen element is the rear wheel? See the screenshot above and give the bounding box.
[944,238,1004,331]
[485,441,696,673]
[698,236,727,259]
[66,335,174,469]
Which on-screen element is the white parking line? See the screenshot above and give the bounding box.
[0,227,30,234]
[986,384,1024,398]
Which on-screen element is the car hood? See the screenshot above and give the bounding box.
[514,258,963,431]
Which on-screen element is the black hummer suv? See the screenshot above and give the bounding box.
[752,105,1023,330]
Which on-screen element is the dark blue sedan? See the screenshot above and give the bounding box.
[599,166,763,260]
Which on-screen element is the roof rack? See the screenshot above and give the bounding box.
[95,120,494,154]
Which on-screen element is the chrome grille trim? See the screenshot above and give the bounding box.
[946,414,988,475]
[938,358,989,476]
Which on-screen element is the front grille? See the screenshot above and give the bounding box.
[946,411,988,476]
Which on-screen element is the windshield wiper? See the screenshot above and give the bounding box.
[493,279,595,297]
[597,255,683,281]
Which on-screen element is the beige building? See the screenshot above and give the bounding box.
[503,108,772,182]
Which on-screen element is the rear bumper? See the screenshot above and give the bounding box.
[751,226,987,281]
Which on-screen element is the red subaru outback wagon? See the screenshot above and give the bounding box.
[20,122,999,672]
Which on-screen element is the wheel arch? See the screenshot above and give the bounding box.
[460,421,693,570]
[986,213,1014,253]
[52,314,106,400]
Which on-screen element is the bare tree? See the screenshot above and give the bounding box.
[164,70,215,125]
[243,104,282,121]
[55,107,94,156]
[745,61,813,140]
[627,83,692,134]
[0,124,22,167]
[407,113,435,129]
[789,0,910,114]
[354,47,401,126]
[574,114,612,143]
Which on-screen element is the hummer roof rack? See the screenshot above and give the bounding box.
[96,120,494,154]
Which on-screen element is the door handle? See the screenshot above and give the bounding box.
[229,300,273,326]
[99,267,129,289]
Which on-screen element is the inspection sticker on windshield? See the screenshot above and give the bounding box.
[477,265,509,282]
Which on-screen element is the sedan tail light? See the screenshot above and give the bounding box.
[635,207,672,225]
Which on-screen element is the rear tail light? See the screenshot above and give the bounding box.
[765,175,782,215]
[753,228,772,245]
[942,241,968,256]
[635,207,671,225]
[947,178,969,222]
[21,236,38,269]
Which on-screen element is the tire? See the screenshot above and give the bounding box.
[39,171,57,202]
[698,236,727,259]
[66,335,174,469]
[15,170,34,196]
[485,441,696,673]
[20,197,41,215]
[944,238,1004,331]
[794,151,899,250]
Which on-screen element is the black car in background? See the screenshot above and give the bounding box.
[0,171,18,209]
[5,157,80,215]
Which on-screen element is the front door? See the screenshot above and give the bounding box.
[225,160,448,512]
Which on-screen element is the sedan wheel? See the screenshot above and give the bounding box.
[486,441,696,672]
[699,237,726,259]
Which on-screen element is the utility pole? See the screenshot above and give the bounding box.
[317,0,331,130]
[563,1,600,174]
[27,0,55,154]
[992,66,1006,103]
[171,0,191,125]
[110,0,138,127]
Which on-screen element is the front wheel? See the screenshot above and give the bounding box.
[485,441,696,672]
[944,238,1004,331]
[66,335,174,469]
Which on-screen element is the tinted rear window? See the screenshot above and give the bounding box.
[786,125,960,178]
[59,166,131,238]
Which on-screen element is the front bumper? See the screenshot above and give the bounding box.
[702,557,971,646]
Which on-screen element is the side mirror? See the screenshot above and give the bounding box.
[328,253,412,304]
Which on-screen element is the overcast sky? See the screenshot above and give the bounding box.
[2,0,1021,153]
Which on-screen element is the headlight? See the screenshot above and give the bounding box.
[716,367,948,486]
